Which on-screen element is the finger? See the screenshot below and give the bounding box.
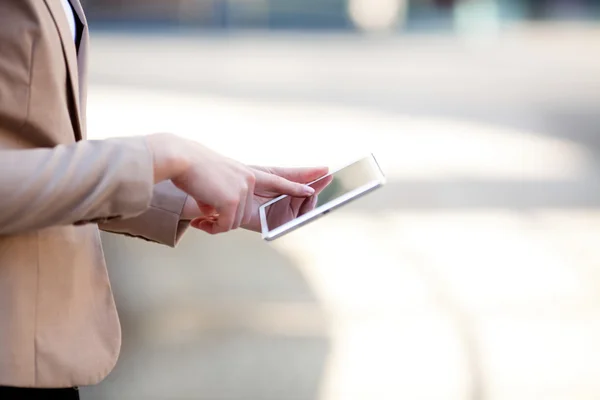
[299,194,318,215]
[311,174,334,194]
[290,196,308,212]
[213,201,238,234]
[254,170,315,197]
[198,203,218,217]
[232,188,247,230]
[243,177,255,226]
[191,218,214,233]
[204,222,223,235]
[190,218,202,230]
[191,215,217,226]
[259,166,329,184]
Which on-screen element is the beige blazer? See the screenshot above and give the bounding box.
[0,0,189,388]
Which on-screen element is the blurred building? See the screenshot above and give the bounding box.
[82,0,599,32]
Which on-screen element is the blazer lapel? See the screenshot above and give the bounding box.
[68,0,90,139]
[43,0,83,141]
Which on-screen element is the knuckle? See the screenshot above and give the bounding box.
[246,172,256,186]
[224,196,239,208]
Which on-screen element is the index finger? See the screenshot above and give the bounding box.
[254,170,315,197]
[253,166,329,184]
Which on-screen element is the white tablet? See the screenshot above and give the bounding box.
[259,154,386,241]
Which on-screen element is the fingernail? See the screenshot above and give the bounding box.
[304,186,315,195]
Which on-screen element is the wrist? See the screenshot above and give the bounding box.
[146,133,189,183]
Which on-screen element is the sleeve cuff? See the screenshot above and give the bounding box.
[99,181,190,247]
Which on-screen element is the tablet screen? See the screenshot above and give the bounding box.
[263,156,382,233]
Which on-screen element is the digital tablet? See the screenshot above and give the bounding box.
[259,154,386,241]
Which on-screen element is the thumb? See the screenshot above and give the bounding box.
[254,169,315,197]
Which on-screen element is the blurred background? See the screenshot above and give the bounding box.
[78,0,600,399]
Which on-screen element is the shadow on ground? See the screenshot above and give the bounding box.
[81,229,330,400]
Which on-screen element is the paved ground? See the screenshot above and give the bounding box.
[81,25,600,400]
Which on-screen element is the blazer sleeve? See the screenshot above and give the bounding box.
[99,180,191,248]
[0,137,155,235]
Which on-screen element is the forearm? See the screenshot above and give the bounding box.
[0,137,154,235]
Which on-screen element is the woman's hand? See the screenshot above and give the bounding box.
[182,165,329,234]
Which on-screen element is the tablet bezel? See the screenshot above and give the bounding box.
[259,153,385,241]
